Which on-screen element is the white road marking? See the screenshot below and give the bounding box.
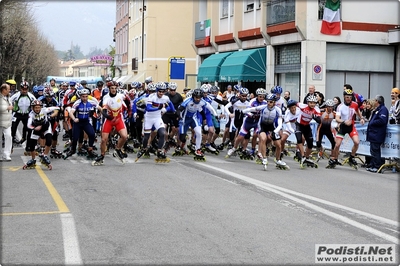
[198,163,399,244]
[61,213,83,265]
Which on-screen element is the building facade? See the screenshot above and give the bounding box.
[193,0,400,104]
[114,0,198,91]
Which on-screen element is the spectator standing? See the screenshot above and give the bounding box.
[0,83,13,161]
[361,98,374,168]
[366,95,389,173]
[6,79,17,96]
[332,96,341,112]
[389,87,400,124]
[303,85,316,104]
[284,91,291,102]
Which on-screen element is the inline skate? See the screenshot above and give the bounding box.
[300,157,318,169]
[23,159,36,170]
[40,155,52,170]
[92,154,105,166]
[113,149,126,164]
[50,147,63,159]
[275,158,290,170]
[155,150,170,163]
[194,149,206,161]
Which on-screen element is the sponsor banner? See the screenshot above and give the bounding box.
[287,123,400,158]
[315,244,396,264]
[90,55,113,66]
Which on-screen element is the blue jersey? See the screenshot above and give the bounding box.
[71,99,97,120]
[179,97,216,120]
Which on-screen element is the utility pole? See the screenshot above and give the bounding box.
[141,0,146,63]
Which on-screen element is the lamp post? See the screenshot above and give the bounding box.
[141,0,146,63]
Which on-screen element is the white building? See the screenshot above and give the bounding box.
[193,0,400,104]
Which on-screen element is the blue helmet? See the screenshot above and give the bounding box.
[239,87,249,95]
[131,81,142,89]
[266,93,278,101]
[69,81,76,86]
[287,99,297,108]
[271,85,283,94]
[34,85,44,93]
[155,81,167,91]
[233,84,242,91]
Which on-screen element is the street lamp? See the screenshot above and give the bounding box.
[140,1,146,63]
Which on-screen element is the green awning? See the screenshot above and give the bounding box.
[219,48,266,82]
[197,52,232,82]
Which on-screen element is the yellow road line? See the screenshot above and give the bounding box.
[36,166,70,213]
[1,211,61,216]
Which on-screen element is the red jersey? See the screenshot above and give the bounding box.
[296,103,321,125]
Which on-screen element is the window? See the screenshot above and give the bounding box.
[221,0,234,18]
[267,0,295,25]
[245,0,254,11]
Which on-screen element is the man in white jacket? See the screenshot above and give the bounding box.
[0,83,13,161]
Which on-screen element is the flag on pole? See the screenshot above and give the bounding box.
[204,19,211,46]
[320,0,341,35]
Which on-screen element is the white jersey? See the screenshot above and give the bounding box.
[259,105,282,126]
[275,96,287,114]
[336,101,358,122]
[283,107,301,134]
[27,107,60,136]
[144,93,171,119]
[102,92,127,119]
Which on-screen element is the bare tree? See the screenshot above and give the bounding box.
[0,0,59,85]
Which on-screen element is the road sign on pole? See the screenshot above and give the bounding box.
[169,57,185,81]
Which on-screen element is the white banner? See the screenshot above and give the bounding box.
[287,122,400,158]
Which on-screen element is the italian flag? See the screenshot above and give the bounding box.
[320,0,341,35]
[204,19,211,46]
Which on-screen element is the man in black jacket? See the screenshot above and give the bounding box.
[366,95,389,173]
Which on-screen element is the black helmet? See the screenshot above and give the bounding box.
[192,88,203,97]
[97,80,104,87]
[80,80,87,85]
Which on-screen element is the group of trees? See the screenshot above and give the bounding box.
[0,1,59,86]
[58,45,110,61]
[0,0,113,86]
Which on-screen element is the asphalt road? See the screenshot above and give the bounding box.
[1,140,399,265]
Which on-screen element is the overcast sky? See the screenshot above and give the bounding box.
[31,0,116,54]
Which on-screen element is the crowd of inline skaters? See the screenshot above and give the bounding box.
[8,75,367,171]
